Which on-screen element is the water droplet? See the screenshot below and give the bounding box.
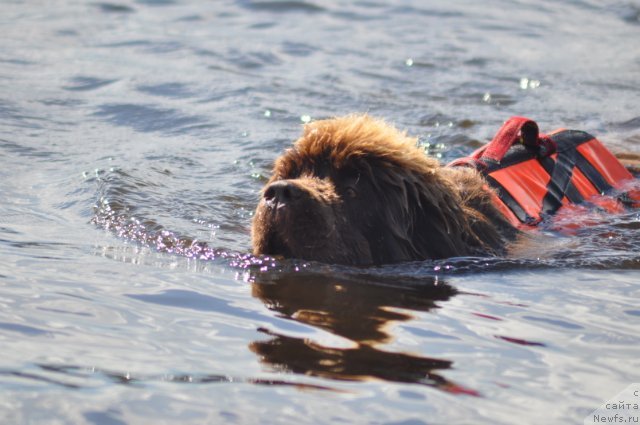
[520,77,540,90]
[264,109,271,118]
[405,58,414,67]
[300,115,311,123]
[483,93,492,102]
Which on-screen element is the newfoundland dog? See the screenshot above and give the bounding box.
[251,114,520,265]
[251,114,639,265]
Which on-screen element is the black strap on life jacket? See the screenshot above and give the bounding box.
[484,174,538,225]
[548,130,614,197]
[538,148,583,214]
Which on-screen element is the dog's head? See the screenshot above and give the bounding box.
[251,115,491,265]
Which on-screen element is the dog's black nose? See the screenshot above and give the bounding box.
[263,180,303,205]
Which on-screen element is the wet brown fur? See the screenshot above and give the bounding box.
[251,114,517,265]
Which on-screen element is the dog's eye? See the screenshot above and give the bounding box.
[345,187,357,199]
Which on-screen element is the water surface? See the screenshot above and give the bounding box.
[1,1,640,424]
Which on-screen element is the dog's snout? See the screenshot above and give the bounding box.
[263,180,303,205]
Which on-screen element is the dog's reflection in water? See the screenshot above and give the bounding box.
[250,272,478,395]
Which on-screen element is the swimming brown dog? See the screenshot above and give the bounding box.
[251,115,519,265]
[251,114,639,265]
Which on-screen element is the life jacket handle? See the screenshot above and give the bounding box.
[448,116,557,169]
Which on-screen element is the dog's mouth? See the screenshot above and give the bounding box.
[257,204,336,262]
[253,186,343,262]
[263,228,294,258]
[256,203,296,258]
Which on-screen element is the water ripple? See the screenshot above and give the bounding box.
[240,0,325,13]
[1,363,337,392]
[95,2,136,13]
[63,76,118,91]
[136,82,196,99]
[93,104,208,134]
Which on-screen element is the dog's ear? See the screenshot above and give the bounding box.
[400,171,475,259]
[409,185,471,259]
[354,163,473,263]
[338,161,415,264]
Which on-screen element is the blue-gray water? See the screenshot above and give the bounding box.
[1,1,640,424]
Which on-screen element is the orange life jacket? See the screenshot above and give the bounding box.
[448,116,640,228]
